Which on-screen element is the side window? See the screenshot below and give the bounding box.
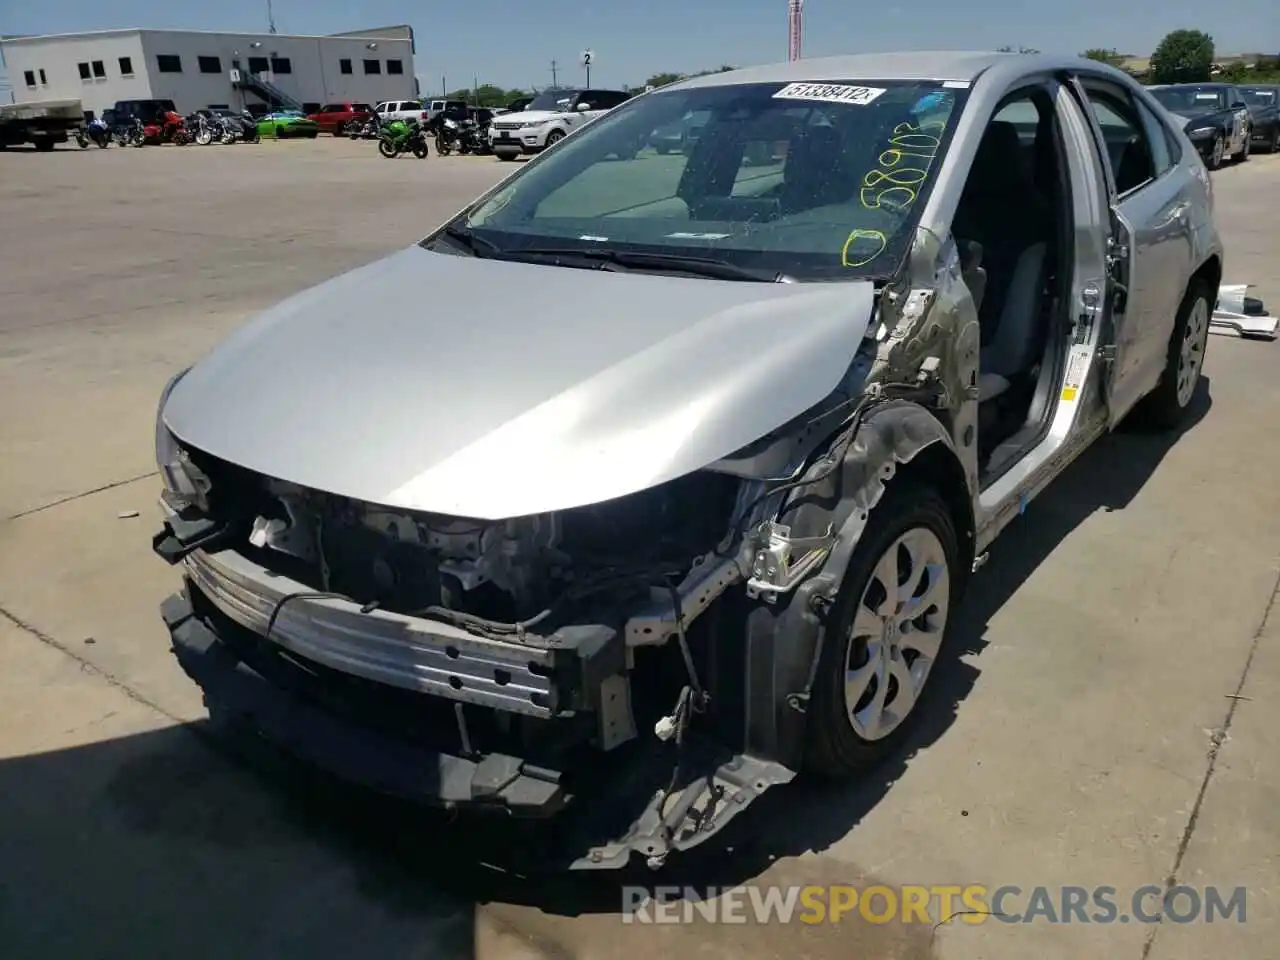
[1134,99,1173,177]
[1080,86,1156,196]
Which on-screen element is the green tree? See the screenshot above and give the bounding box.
[645,72,685,88]
[1081,48,1124,67]
[1149,29,1214,84]
[1217,61,1250,83]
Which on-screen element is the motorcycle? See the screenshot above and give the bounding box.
[378,117,429,158]
[85,118,111,147]
[192,113,219,145]
[349,115,380,140]
[121,118,146,147]
[435,116,492,157]
[238,110,261,144]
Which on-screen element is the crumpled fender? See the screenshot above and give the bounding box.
[738,399,974,768]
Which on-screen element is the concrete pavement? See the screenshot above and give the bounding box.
[0,138,1277,959]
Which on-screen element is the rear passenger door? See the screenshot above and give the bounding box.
[1069,75,1194,425]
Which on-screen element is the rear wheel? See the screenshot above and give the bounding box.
[1236,130,1252,162]
[804,483,959,778]
[1130,280,1212,430]
[1268,125,1280,153]
[34,138,55,152]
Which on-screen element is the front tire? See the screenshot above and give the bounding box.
[1130,280,1212,430]
[1207,134,1225,170]
[378,139,398,159]
[804,483,959,778]
[544,129,566,148]
[412,141,429,159]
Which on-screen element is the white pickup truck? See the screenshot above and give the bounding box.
[0,98,83,151]
[489,87,631,160]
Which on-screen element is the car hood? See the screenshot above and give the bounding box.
[163,246,876,519]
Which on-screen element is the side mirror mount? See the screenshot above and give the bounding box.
[575,102,591,112]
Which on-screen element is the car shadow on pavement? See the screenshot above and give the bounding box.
[0,382,1211,960]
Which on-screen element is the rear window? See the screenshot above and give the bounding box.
[319,104,340,113]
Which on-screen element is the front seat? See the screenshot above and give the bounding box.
[777,126,846,214]
[952,120,1052,401]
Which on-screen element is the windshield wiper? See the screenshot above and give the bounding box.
[498,247,787,282]
[431,225,500,257]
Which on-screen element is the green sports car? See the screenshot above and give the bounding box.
[256,111,319,139]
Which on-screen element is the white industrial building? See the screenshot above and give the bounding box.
[0,25,418,117]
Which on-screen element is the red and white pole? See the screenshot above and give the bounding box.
[787,0,804,61]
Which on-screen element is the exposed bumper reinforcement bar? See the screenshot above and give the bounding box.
[163,588,795,870]
[163,591,568,814]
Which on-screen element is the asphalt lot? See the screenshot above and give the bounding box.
[0,137,1277,960]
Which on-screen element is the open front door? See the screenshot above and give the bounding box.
[1101,207,1136,427]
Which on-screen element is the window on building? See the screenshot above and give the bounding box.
[339,58,353,74]
[39,68,48,84]
[363,59,381,75]
[248,56,269,74]
[24,70,36,87]
[156,55,183,73]
[78,62,91,80]
[119,56,134,75]
[198,55,222,74]
[92,60,106,78]
[386,59,404,75]
[270,57,292,74]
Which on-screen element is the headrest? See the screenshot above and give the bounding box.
[966,120,1030,195]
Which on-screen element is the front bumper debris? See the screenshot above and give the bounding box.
[161,556,795,869]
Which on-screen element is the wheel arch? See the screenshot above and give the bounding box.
[735,399,976,769]
[1191,253,1221,301]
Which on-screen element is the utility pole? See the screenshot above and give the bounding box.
[266,0,278,34]
[550,59,559,87]
[441,75,446,96]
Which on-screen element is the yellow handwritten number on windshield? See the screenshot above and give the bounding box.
[842,229,887,268]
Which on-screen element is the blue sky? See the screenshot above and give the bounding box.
[1,0,1276,93]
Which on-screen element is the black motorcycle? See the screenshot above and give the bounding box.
[238,110,261,144]
[348,114,380,140]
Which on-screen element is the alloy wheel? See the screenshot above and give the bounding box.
[1176,297,1209,408]
[844,527,951,741]
[1211,135,1224,168]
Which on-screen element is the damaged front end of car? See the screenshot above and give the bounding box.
[152,224,981,871]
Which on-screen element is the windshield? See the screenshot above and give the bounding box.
[456,80,966,281]
[1239,87,1276,107]
[527,89,579,113]
[1150,86,1227,115]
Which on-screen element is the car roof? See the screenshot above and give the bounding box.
[670,50,1117,90]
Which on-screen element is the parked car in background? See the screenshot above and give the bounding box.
[257,110,319,139]
[425,99,470,123]
[1148,83,1251,168]
[152,52,1223,871]
[489,87,631,160]
[1237,84,1280,153]
[647,108,710,154]
[111,98,178,126]
[307,102,374,136]
[375,99,428,125]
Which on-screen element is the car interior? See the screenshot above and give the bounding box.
[951,88,1074,479]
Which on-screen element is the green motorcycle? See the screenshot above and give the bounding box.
[378,118,429,159]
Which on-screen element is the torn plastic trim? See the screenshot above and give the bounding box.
[752,402,967,757]
[570,748,796,870]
